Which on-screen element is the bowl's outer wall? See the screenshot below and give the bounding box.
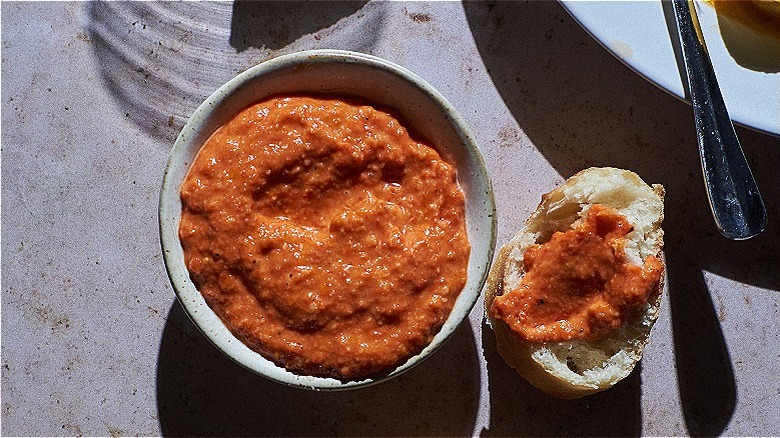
[160,50,495,390]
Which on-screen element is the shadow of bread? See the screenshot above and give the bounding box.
[480,321,642,436]
[460,1,779,434]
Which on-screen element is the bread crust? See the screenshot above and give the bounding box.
[484,167,665,399]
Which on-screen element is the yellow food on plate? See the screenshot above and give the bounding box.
[709,0,780,39]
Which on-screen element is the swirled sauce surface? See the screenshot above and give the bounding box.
[179,96,470,380]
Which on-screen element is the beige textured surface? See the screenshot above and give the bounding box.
[2,1,779,436]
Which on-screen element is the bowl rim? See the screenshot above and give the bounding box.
[159,49,496,390]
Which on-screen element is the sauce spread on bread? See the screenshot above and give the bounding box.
[179,96,470,380]
[490,204,662,343]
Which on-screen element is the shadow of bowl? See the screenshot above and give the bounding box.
[156,299,482,436]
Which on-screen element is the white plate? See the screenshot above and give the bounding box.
[560,0,780,136]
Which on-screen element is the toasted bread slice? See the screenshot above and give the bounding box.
[484,167,665,399]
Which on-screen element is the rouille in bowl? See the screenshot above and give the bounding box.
[159,50,495,389]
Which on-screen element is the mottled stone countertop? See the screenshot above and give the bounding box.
[2,2,779,436]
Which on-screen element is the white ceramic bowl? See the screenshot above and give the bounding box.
[159,49,495,390]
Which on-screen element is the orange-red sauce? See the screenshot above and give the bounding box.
[179,96,470,380]
[490,204,663,343]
